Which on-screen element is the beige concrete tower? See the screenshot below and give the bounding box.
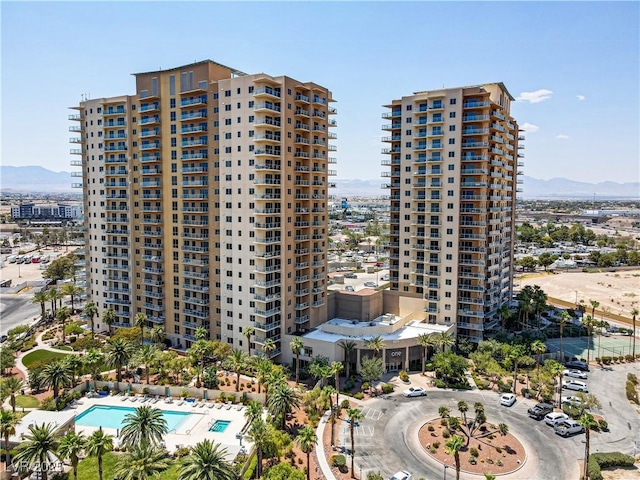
[71,60,337,358]
[381,83,522,342]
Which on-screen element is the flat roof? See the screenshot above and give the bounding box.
[303,318,452,344]
[133,59,248,77]
[9,409,76,443]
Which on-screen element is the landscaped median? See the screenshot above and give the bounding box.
[586,452,637,480]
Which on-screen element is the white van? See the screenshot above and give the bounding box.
[7,255,16,263]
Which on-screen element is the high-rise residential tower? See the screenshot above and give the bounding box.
[70,60,337,357]
[381,83,522,342]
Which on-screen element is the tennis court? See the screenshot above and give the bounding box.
[546,334,634,361]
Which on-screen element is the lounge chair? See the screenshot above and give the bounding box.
[176,400,185,406]
[121,393,130,402]
[206,402,215,409]
[130,396,138,403]
[237,404,243,411]
[197,401,205,408]
[152,395,160,404]
[225,403,233,410]
[215,403,223,410]
[164,397,173,404]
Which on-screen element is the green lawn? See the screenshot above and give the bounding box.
[15,394,39,408]
[77,452,180,480]
[53,345,73,351]
[22,349,70,369]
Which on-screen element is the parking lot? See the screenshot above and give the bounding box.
[328,267,389,293]
[347,363,640,480]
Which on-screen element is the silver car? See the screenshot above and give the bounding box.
[562,380,588,392]
[554,419,585,437]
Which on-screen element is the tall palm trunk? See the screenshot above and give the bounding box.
[98,455,103,480]
[583,428,590,480]
[350,424,356,479]
[559,325,564,363]
[455,452,461,480]
[306,450,311,480]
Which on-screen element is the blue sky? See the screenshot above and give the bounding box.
[2,1,638,184]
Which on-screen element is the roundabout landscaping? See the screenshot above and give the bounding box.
[418,416,526,476]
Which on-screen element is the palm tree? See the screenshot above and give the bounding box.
[64,355,84,387]
[40,360,72,399]
[290,336,304,384]
[106,338,133,382]
[194,326,209,341]
[0,410,20,469]
[113,443,170,480]
[268,382,301,430]
[179,439,236,480]
[631,308,638,361]
[581,315,597,365]
[3,377,23,413]
[58,431,87,480]
[246,417,269,478]
[61,283,82,314]
[532,285,548,329]
[578,413,598,480]
[254,357,273,394]
[295,425,317,480]
[366,335,385,358]
[338,339,357,380]
[46,287,63,317]
[102,307,116,337]
[84,348,104,390]
[13,423,60,480]
[56,306,71,343]
[86,427,113,480]
[589,299,600,320]
[244,400,263,424]
[225,350,248,392]
[150,325,165,347]
[243,327,255,355]
[445,434,464,480]
[457,401,468,426]
[136,344,159,384]
[83,302,99,339]
[435,331,455,353]
[558,310,571,364]
[120,405,168,447]
[438,406,450,419]
[134,312,147,346]
[546,360,564,408]
[346,407,364,478]
[331,361,344,406]
[32,290,49,318]
[530,340,546,377]
[262,338,277,357]
[417,333,436,375]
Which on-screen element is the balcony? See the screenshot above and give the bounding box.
[255,117,281,128]
[180,97,207,107]
[295,93,310,103]
[180,153,207,160]
[140,142,161,150]
[181,125,207,134]
[254,103,281,113]
[382,123,402,130]
[180,112,207,121]
[139,103,159,113]
[254,87,281,99]
[139,116,160,125]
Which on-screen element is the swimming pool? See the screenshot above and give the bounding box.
[76,405,191,432]
[209,420,231,433]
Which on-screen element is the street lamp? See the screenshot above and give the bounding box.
[575,291,578,307]
[444,463,450,480]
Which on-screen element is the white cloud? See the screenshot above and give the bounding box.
[556,134,570,139]
[516,89,553,103]
[520,122,539,133]
[577,95,586,101]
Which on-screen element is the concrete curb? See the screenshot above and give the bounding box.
[316,411,339,480]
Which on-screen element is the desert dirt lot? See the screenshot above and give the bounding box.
[518,269,640,318]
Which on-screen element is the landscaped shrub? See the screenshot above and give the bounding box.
[433,441,440,449]
[434,379,447,388]
[496,459,504,467]
[344,380,355,390]
[470,447,479,458]
[361,382,370,392]
[427,425,435,432]
[341,399,350,409]
[597,419,608,431]
[587,452,636,480]
[399,370,409,382]
[628,373,638,384]
[354,392,364,400]
[331,454,346,468]
[625,380,639,404]
[442,430,450,439]
[475,378,490,390]
[382,383,394,394]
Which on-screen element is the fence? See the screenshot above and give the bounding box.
[89,380,266,404]
[0,280,48,294]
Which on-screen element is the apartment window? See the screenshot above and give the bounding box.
[405,117,412,123]
[225,133,232,139]
[447,190,454,196]
[213,93,219,100]
[445,279,452,285]
[249,115,254,122]
[406,105,412,111]
[405,142,411,148]
[225,105,232,111]
[248,86,254,93]
[449,111,456,118]
[169,75,175,95]
[224,90,231,97]
[448,165,454,170]
[248,100,254,108]
[170,112,176,121]
[448,177,454,184]
[449,125,455,131]
[445,291,452,297]
[450,98,456,105]
[446,228,453,235]
[225,119,231,125]
[406,129,411,135]
[448,138,455,144]
[213,107,219,113]
[445,266,452,273]
[448,151,455,157]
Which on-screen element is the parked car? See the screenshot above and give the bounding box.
[344,272,358,279]
[545,412,569,426]
[345,286,355,292]
[563,369,587,379]
[389,471,412,480]
[554,419,585,437]
[561,396,587,408]
[528,403,554,420]
[565,360,589,372]
[500,393,516,407]
[562,380,588,392]
[364,282,378,288]
[403,386,427,398]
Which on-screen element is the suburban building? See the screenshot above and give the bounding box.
[70,60,337,357]
[380,83,523,343]
[10,202,83,220]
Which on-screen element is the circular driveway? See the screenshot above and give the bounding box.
[352,389,582,480]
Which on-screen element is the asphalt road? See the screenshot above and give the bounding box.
[0,292,41,336]
[351,389,591,480]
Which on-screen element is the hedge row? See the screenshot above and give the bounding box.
[587,452,636,480]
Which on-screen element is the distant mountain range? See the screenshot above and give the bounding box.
[1,166,638,199]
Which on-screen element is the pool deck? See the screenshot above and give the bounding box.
[68,394,260,459]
